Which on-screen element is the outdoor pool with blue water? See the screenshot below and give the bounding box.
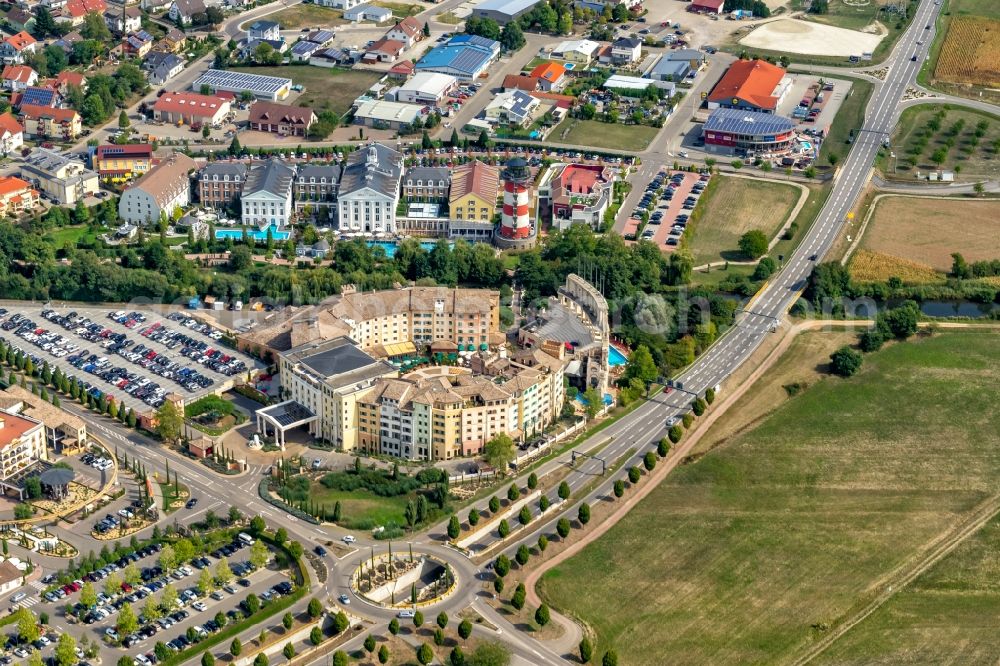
[215,225,290,241]
[368,240,452,258]
[576,393,614,406]
[801,141,814,151]
[608,345,628,367]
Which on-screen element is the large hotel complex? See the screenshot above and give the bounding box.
[242,280,609,461]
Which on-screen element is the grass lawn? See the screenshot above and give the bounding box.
[550,119,657,152]
[308,482,412,529]
[255,4,347,28]
[435,11,462,23]
[373,1,423,17]
[539,329,1000,664]
[818,77,873,168]
[816,512,1000,664]
[857,195,1000,273]
[230,65,382,117]
[49,225,98,247]
[888,104,1000,180]
[684,175,800,265]
[688,262,755,288]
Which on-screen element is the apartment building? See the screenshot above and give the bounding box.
[19,105,81,140]
[93,143,154,182]
[241,158,295,229]
[337,142,402,234]
[118,152,196,225]
[449,160,499,222]
[21,148,99,204]
[198,162,247,209]
[0,176,36,216]
[0,410,46,482]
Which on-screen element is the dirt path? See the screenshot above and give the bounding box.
[523,319,1000,654]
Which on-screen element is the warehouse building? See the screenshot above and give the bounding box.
[415,35,499,80]
[391,72,457,105]
[472,0,542,24]
[707,59,790,114]
[153,91,231,126]
[191,69,292,101]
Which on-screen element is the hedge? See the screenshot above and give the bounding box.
[257,479,320,525]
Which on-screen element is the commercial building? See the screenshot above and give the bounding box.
[0,409,45,485]
[21,148,99,204]
[415,35,499,80]
[241,158,295,228]
[392,72,457,105]
[342,3,393,22]
[249,101,317,137]
[690,0,724,13]
[192,69,292,102]
[352,99,424,130]
[604,74,675,96]
[118,152,197,225]
[647,57,690,82]
[701,107,797,156]
[450,160,499,222]
[198,162,247,209]
[93,144,154,182]
[541,163,615,230]
[403,166,450,202]
[293,164,341,218]
[19,105,81,140]
[472,0,542,24]
[0,385,86,454]
[0,112,23,156]
[152,91,231,126]
[337,143,403,233]
[0,176,36,217]
[708,59,790,113]
[262,336,396,450]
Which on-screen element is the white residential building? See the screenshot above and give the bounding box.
[241,158,295,229]
[118,153,196,225]
[336,143,402,234]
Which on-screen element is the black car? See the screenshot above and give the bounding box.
[185,498,198,510]
[237,578,251,588]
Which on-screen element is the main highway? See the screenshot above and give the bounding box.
[47,1,946,663]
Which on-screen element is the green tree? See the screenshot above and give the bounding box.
[155,400,183,445]
[80,581,97,608]
[388,618,400,635]
[738,230,769,259]
[624,344,657,387]
[282,643,295,660]
[557,518,571,538]
[364,634,376,653]
[230,638,242,657]
[578,503,591,525]
[202,652,215,666]
[516,544,530,566]
[497,519,510,538]
[643,451,657,471]
[518,505,531,526]
[494,554,511,578]
[488,496,500,513]
[613,479,625,498]
[413,610,424,628]
[534,604,550,626]
[417,643,433,665]
[54,632,76,666]
[447,515,461,539]
[307,598,322,619]
[160,584,178,612]
[254,654,268,666]
[282,612,293,630]
[580,637,593,663]
[468,509,480,526]
[558,481,571,500]
[332,652,348,666]
[527,472,538,490]
[309,626,322,646]
[458,619,473,640]
[830,346,863,377]
[250,540,269,569]
[602,649,619,666]
[507,484,520,502]
[117,602,138,637]
[484,433,515,471]
[14,609,38,644]
[378,645,390,664]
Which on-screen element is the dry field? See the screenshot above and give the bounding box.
[686,175,802,265]
[857,196,1000,273]
[739,19,884,57]
[849,250,945,284]
[935,16,1000,87]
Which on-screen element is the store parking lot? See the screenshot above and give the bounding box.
[0,305,261,413]
[630,169,710,251]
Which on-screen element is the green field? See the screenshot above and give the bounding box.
[550,119,658,152]
[231,66,382,116]
[950,0,1000,18]
[49,225,99,248]
[539,330,1000,664]
[888,105,1000,180]
[373,1,423,18]
[309,483,412,529]
[817,77,873,167]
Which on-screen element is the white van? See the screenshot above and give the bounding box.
[10,592,26,603]
[237,532,255,546]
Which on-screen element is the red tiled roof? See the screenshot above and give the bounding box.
[0,411,41,450]
[708,59,785,110]
[19,104,78,122]
[692,0,725,9]
[4,31,36,51]
[95,144,153,160]
[367,38,405,56]
[530,91,575,108]
[503,75,539,91]
[389,60,415,75]
[153,91,228,118]
[450,160,499,203]
[0,112,23,136]
[529,62,566,84]
[0,176,31,197]
[55,71,87,88]
[249,101,316,127]
[64,0,107,17]
[1,65,35,84]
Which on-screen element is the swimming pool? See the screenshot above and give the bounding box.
[800,141,813,151]
[564,62,576,70]
[215,225,290,241]
[608,345,628,367]
[576,392,614,406]
[368,240,453,258]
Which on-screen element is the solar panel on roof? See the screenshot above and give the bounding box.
[21,87,57,107]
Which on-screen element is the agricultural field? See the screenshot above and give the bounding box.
[934,17,1000,87]
[250,4,347,29]
[849,250,945,284]
[550,119,658,152]
[889,105,1000,180]
[853,195,1000,279]
[685,175,801,265]
[539,329,1000,665]
[231,66,381,117]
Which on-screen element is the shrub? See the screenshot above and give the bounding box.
[830,346,863,377]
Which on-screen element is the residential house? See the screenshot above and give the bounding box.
[20,105,81,140]
[364,37,404,63]
[5,8,36,34]
[240,38,287,60]
[142,51,185,85]
[247,20,280,41]
[198,162,247,209]
[0,113,24,156]
[154,28,187,53]
[289,40,322,63]
[16,86,59,108]
[0,176,37,216]
[141,0,172,10]
[388,59,415,80]
[484,88,539,127]
[529,61,566,92]
[336,143,403,234]
[248,101,316,137]
[0,32,37,65]
[610,37,641,65]
[93,144,154,182]
[551,39,599,65]
[52,70,87,94]
[118,152,197,225]
[305,30,335,47]
[169,0,207,25]
[293,164,341,220]
[403,166,449,203]
[57,0,107,25]
[1,65,38,92]
[385,16,424,48]
[449,160,499,222]
[53,31,84,56]
[315,0,364,8]
[104,6,142,34]
[309,48,356,68]
[241,158,295,228]
[124,30,155,57]
[502,74,539,92]
[21,148,99,204]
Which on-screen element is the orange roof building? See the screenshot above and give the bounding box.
[707,59,790,113]
[0,175,37,216]
[2,31,37,58]
[53,70,87,93]
[502,74,539,92]
[19,104,82,140]
[1,65,37,88]
[529,62,567,91]
[0,404,45,481]
[450,160,500,223]
[0,111,24,157]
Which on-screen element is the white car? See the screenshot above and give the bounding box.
[105,628,119,640]
[397,610,414,618]
[342,535,356,544]
[135,654,151,666]
[338,594,350,605]
[665,416,680,427]
[192,601,207,612]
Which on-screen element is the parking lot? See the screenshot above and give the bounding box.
[0,305,260,413]
[630,169,710,251]
[18,534,295,666]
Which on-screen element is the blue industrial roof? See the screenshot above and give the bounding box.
[21,86,58,107]
[473,0,539,15]
[447,34,499,50]
[417,43,495,76]
[704,108,795,136]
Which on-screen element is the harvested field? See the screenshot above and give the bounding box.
[250,4,347,29]
[739,18,884,57]
[858,196,1000,272]
[935,16,1000,87]
[849,250,945,284]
